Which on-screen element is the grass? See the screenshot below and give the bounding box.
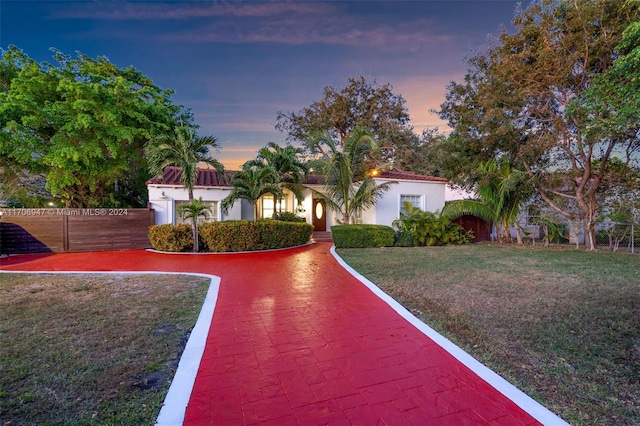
[0,273,209,425]
[337,244,640,426]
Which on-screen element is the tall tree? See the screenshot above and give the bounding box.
[277,75,416,165]
[145,125,224,201]
[221,164,281,221]
[0,46,189,207]
[244,142,308,216]
[311,129,395,225]
[437,0,639,250]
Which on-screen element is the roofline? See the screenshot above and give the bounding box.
[148,183,231,189]
[373,177,449,183]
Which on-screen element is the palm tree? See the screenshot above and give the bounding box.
[311,129,395,224]
[145,125,224,200]
[177,197,211,252]
[245,142,308,217]
[221,164,282,221]
[443,159,531,243]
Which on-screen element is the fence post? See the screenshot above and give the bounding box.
[63,214,69,252]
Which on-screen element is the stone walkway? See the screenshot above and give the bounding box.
[0,243,567,425]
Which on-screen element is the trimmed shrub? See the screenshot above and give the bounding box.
[332,225,395,248]
[199,221,260,252]
[256,220,314,249]
[150,220,313,253]
[148,224,193,252]
[197,220,313,252]
[274,211,306,223]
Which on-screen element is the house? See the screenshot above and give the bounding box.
[147,167,453,232]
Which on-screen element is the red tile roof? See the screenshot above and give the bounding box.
[147,166,231,187]
[147,167,448,187]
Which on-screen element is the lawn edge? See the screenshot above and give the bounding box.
[0,270,220,426]
[330,246,570,426]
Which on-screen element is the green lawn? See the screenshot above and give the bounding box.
[337,244,640,426]
[0,273,208,425]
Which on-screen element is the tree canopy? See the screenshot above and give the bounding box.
[244,142,308,217]
[311,129,396,225]
[0,46,189,207]
[276,74,424,168]
[145,125,224,201]
[221,164,282,221]
[436,0,639,249]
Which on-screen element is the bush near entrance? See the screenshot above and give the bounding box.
[148,220,313,253]
[332,225,395,248]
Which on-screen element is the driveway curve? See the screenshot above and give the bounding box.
[1,243,566,425]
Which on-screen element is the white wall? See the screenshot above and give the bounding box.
[148,185,242,225]
[149,179,449,229]
[371,179,448,227]
[445,184,475,201]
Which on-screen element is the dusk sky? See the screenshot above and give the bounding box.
[1,0,521,169]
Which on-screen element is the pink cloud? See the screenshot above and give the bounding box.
[54,1,337,20]
[53,1,453,51]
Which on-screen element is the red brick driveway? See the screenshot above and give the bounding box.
[0,243,567,425]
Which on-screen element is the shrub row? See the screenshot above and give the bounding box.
[331,225,395,248]
[148,220,314,252]
[148,224,193,252]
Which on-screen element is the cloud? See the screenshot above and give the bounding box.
[164,15,452,51]
[53,1,337,20]
[52,1,455,51]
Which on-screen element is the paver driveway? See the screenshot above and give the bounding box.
[0,243,567,425]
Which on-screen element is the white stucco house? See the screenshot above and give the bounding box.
[147,167,453,232]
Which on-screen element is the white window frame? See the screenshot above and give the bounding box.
[261,194,287,219]
[399,194,423,216]
[174,200,219,225]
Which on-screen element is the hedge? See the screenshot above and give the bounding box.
[331,224,395,248]
[148,220,313,252]
[199,220,260,252]
[148,224,193,252]
[256,219,314,250]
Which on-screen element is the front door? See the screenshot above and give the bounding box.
[312,198,326,231]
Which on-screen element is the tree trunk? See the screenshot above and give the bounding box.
[192,222,199,252]
[342,212,350,225]
[515,225,523,245]
[584,218,597,251]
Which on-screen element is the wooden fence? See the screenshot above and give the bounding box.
[0,208,155,254]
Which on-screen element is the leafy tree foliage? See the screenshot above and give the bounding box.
[393,203,471,246]
[0,46,189,207]
[221,164,282,221]
[436,0,639,250]
[443,159,533,243]
[244,142,308,216]
[310,129,395,225]
[277,75,424,168]
[145,125,224,201]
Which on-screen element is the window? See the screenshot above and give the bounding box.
[175,200,218,224]
[261,194,286,219]
[400,195,422,216]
